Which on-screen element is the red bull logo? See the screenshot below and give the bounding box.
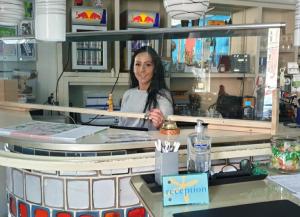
[131,13,155,24]
[76,10,102,21]
[144,16,154,23]
[128,11,159,28]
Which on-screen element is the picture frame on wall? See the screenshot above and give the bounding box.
[18,20,36,61]
[24,0,34,19]
[18,43,36,61]
[0,25,18,61]
[20,20,34,36]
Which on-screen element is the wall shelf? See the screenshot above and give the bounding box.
[170,72,257,78]
[0,24,285,43]
[65,23,285,42]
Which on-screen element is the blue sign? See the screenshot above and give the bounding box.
[162,173,209,206]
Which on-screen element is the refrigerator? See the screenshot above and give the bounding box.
[71,6,107,70]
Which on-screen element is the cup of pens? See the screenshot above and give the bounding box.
[155,120,181,185]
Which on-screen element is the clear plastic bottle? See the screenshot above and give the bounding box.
[187,120,211,173]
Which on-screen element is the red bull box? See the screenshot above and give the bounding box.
[71,6,107,26]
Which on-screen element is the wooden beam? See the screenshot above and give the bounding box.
[271,89,279,135]
[0,101,272,132]
[168,115,271,129]
[0,101,146,119]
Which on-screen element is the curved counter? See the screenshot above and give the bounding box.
[0,109,298,217]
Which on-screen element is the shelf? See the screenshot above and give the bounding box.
[63,72,129,78]
[65,23,285,42]
[260,49,295,53]
[0,23,285,43]
[170,72,256,78]
[62,72,130,86]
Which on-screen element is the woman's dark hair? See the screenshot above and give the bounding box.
[129,46,170,112]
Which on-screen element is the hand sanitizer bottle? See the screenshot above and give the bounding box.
[187,120,211,173]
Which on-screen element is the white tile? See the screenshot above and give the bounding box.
[67,180,89,209]
[25,174,41,204]
[6,168,12,193]
[60,171,97,176]
[132,166,155,173]
[101,168,129,175]
[12,169,23,199]
[93,179,115,209]
[44,178,64,208]
[119,177,139,207]
[33,170,57,175]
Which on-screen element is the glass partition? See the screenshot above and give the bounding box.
[0,23,282,125]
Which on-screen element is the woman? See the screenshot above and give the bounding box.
[119,46,173,130]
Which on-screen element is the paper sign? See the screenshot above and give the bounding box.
[162,173,209,206]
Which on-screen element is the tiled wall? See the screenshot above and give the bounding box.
[5,144,155,216]
[6,166,154,217]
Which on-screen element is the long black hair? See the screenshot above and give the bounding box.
[129,46,171,112]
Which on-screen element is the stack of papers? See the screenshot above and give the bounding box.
[268,174,300,199]
[0,121,107,142]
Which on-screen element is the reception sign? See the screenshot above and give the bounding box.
[162,173,209,206]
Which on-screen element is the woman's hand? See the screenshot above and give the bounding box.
[149,108,164,129]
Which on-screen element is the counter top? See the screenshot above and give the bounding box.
[0,109,298,152]
[130,175,300,217]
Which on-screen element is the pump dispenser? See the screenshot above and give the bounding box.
[187,120,211,173]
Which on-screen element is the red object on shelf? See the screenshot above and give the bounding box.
[75,0,83,6]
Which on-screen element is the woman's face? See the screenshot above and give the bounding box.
[134,52,154,90]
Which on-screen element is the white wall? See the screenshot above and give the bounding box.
[0,149,7,217]
[36,42,62,104]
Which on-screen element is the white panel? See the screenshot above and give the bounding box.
[119,177,139,207]
[6,168,12,193]
[60,171,97,176]
[93,179,115,209]
[33,170,57,175]
[12,170,23,199]
[101,169,129,175]
[25,174,41,204]
[132,166,155,173]
[67,180,89,209]
[44,178,64,208]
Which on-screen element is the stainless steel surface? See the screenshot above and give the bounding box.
[130,175,300,217]
[65,23,285,42]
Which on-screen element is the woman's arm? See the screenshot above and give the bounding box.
[149,90,174,129]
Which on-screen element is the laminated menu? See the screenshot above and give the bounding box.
[0,121,107,142]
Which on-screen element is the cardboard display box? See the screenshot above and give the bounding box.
[0,80,18,102]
